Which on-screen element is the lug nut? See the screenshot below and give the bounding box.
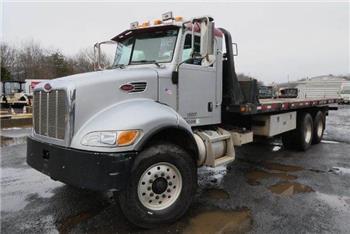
[150,193,154,197]
[156,196,159,199]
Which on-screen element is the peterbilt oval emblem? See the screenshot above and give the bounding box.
[120,84,135,92]
[43,83,52,92]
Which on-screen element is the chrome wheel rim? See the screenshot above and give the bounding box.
[137,162,182,211]
[317,120,323,138]
[305,120,312,143]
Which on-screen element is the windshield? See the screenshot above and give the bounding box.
[113,29,179,66]
[341,89,350,94]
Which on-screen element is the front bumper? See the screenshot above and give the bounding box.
[26,136,137,191]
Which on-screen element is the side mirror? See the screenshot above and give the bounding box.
[93,40,117,71]
[232,43,238,56]
[200,20,214,57]
[94,42,103,71]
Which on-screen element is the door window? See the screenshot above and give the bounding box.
[182,34,201,63]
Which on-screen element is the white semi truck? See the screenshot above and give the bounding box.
[27,13,340,228]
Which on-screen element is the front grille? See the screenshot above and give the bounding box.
[33,90,67,139]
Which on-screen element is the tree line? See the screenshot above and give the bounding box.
[1,41,97,82]
[1,41,263,85]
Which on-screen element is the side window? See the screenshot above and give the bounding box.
[182,34,201,63]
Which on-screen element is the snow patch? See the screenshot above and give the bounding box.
[1,167,63,212]
[321,140,340,144]
[316,192,350,213]
[198,165,227,186]
[330,167,350,175]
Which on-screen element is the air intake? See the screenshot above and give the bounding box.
[129,82,147,93]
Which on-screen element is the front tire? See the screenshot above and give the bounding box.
[118,142,197,228]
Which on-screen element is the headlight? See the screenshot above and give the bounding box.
[81,130,140,147]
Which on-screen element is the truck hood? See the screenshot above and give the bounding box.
[36,67,159,132]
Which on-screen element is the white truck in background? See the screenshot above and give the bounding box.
[340,84,350,104]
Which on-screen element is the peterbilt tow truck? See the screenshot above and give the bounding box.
[27,12,340,228]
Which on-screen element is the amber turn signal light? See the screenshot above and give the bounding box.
[117,130,140,146]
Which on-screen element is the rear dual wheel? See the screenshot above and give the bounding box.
[118,142,197,229]
[282,112,314,151]
[312,111,325,144]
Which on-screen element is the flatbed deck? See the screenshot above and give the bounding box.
[228,97,340,115]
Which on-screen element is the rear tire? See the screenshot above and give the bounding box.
[118,142,197,229]
[312,111,325,144]
[282,112,314,151]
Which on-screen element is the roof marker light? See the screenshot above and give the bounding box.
[139,21,150,28]
[162,11,173,21]
[153,19,162,25]
[130,21,139,29]
[175,16,183,22]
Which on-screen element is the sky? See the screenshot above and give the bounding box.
[1,1,349,84]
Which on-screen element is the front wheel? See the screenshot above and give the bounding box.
[118,143,197,228]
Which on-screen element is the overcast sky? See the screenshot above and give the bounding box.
[1,1,349,83]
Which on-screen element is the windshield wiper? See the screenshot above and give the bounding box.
[131,60,161,68]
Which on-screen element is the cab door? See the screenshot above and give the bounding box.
[178,34,219,126]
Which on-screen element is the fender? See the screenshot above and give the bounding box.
[70,98,194,153]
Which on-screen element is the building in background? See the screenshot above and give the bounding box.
[278,75,350,99]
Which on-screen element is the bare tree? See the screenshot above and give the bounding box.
[1,43,17,80]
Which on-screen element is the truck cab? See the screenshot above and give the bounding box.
[27,12,338,228]
[340,87,350,104]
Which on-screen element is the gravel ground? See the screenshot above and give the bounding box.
[1,105,350,233]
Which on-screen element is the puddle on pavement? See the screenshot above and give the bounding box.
[59,211,93,233]
[202,188,230,200]
[0,135,27,147]
[58,205,109,233]
[183,208,252,234]
[262,162,303,172]
[1,136,14,147]
[246,169,297,185]
[268,182,314,196]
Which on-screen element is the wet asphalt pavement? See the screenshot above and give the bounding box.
[1,106,350,233]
